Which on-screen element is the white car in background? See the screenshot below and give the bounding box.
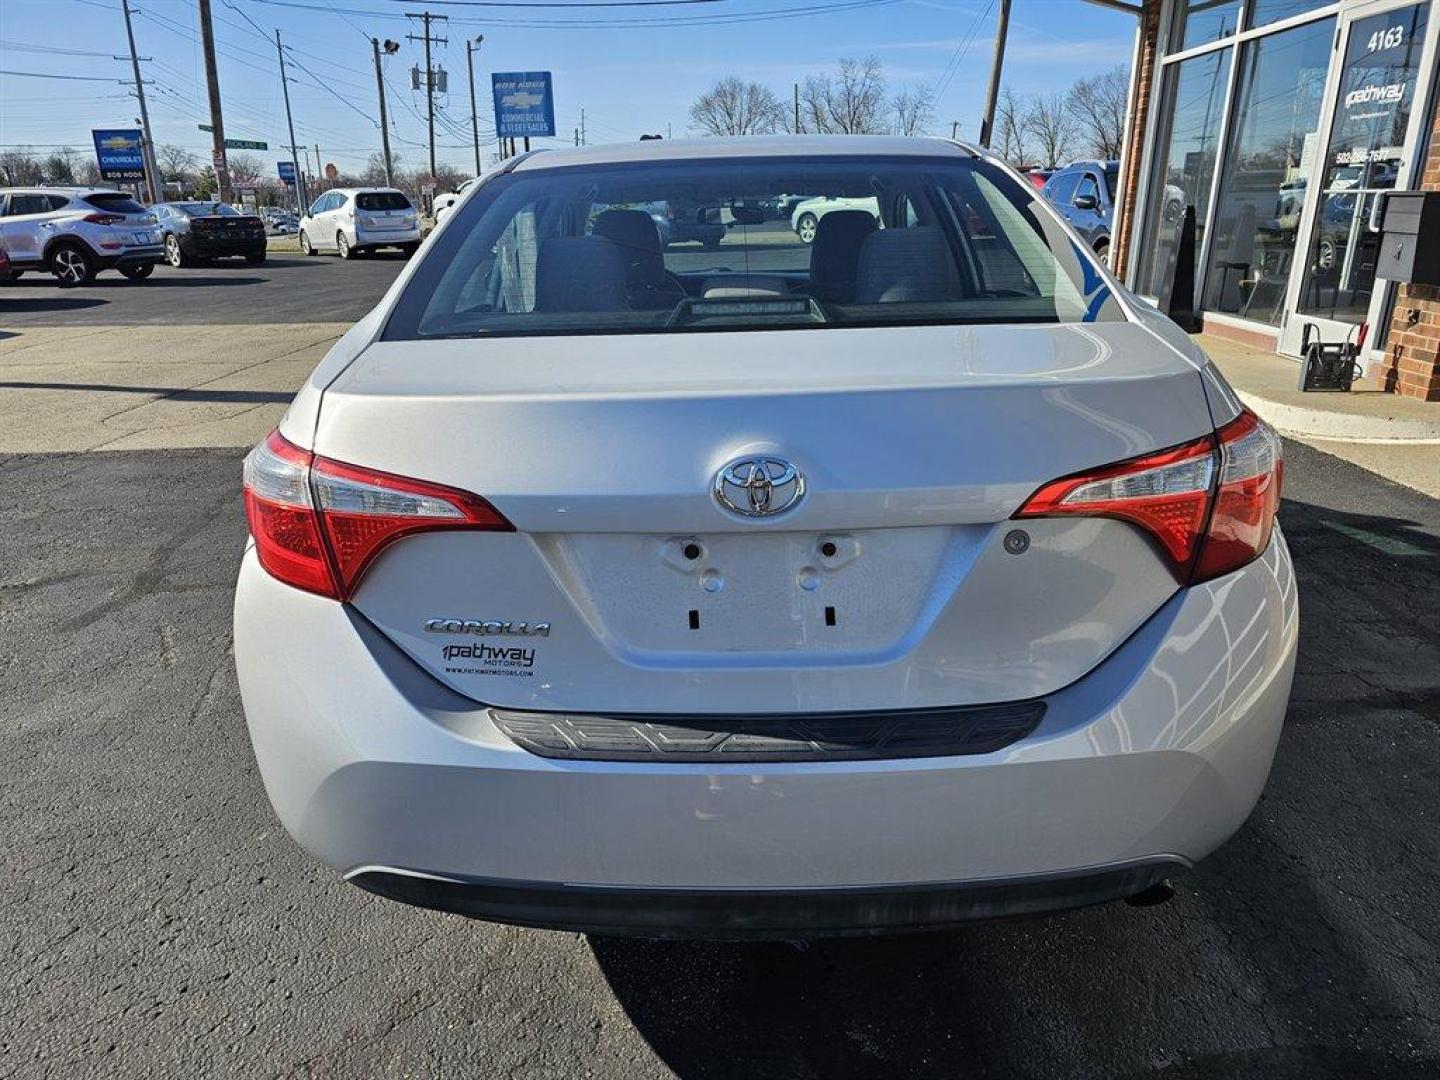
[0,187,162,284]
[790,194,879,242]
[433,178,477,223]
[236,136,1296,939]
[299,187,421,259]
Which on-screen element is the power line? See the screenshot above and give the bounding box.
[0,40,119,57]
[0,69,126,82]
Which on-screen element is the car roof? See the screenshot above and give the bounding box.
[328,187,408,195]
[0,187,125,197]
[510,135,982,173]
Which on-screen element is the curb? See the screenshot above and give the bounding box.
[1235,390,1440,444]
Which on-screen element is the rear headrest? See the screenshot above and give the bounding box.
[809,210,878,302]
[534,236,629,312]
[592,208,667,288]
[855,228,962,304]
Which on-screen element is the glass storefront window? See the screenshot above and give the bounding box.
[1135,47,1233,298]
[1170,0,1244,51]
[1248,0,1334,31]
[1296,2,1430,328]
[1204,16,1333,325]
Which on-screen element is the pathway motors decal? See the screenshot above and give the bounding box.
[441,642,537,678]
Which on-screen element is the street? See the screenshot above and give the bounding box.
[2,253,1438,1075]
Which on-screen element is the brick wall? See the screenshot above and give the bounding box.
[1378,107,1440,401]
[1112,0,1162,282]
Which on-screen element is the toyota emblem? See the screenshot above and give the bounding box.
[713,456,805,518]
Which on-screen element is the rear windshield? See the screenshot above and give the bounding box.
[174,202,240,217]
[357,192,412,211]
[84,193,148,214]
[383,156,1123,341]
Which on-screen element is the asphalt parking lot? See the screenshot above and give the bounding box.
[2,261,1439,1078]
[1,250,406,327]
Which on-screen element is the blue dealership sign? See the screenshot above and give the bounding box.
[492,71,556,138]
[277,160,296,185]
[92,128,145,181]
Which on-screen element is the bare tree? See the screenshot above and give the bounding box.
[788,56,888,134]
[225,151,265,189]
[1025,92,1076,169]
[689,76,784,136]
[157,143,199,182]
[994,88,1031,164]
[0,147,44,185]
[1067,65,1129,159]
[891,84,935,137]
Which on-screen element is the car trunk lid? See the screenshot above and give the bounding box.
[312,321,1213,713]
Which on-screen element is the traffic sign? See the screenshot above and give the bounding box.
[492,72,556,138]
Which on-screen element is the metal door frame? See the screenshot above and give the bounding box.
[1279,0,1440,356]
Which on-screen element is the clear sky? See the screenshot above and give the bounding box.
[1,0,1136,177]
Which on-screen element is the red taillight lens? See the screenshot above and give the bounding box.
[1192,410,1283,584]
[242,429,512,600]
[1015,434,1217,578]
[1014,409,1283,585]
[82,213,125,225]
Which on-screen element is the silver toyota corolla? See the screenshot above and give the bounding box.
[234,136,1297,938]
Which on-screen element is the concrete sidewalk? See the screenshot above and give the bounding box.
[1197,334,1440,499]
[0,322,344,452]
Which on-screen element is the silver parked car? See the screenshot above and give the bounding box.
[0,187,162,284]
[235,136,1296,938]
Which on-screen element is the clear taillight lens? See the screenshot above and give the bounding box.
[242,429,512,600]
[1015,409,1283,585]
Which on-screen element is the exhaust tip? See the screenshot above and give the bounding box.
[1124,880,1176,908]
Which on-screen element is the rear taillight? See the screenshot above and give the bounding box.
[242,429,512,600]
[83,213,125,225]
[1015,409,1283,585]
[1191,410,1283,583]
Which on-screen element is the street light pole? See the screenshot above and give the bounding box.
[197,0,232,202]
[120,0,161,203]
[276,30,307,212]
[373,38,396,187]
[466,35,484,176]
[978,0,1012,149]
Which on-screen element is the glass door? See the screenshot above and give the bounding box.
[1281,0,1438,355]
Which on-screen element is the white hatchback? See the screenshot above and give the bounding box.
[299,187,421,259]
[236,137,1297,939]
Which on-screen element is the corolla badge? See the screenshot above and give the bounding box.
[713,456,805,518]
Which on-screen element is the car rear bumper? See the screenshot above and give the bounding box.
[349,856,1184,939]
[183,236,266,257]
[355,226,421,247]
[234,528,1298,933]
[96,246,164,269]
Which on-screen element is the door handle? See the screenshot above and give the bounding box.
[1368,191,1388,233]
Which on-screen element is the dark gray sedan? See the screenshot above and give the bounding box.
[152,202,267,267]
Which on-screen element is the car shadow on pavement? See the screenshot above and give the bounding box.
[0,380,293,403]
[589,491,1438,1080]
[0,296,109,312]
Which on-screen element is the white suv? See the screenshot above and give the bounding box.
[299,187,421,259]
[0,187,163,285]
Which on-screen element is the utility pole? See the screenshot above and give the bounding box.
[406,10,448,179]
[580,108,586,146]
[197,0,232,202]
[373,38,397,187]
[952,120,959,140]
[276,30,306,211]
[120,0,161,203]
[466,35,484,175]
[793,83,800,133]
[315,143,322,188]
[978,0,1012,149]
